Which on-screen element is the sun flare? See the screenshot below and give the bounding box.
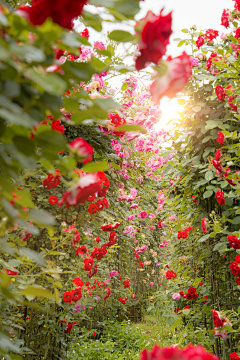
[156,97,185,129]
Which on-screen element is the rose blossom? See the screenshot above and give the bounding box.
[18,0,87,29]
[68,137,93,163]
[135,245,148,254]
[172,293,181,300]
[189,57,199,66]
[135,9,172,71]
[109,270,118,277]
[150,52,192,103]
[137,211,148,219]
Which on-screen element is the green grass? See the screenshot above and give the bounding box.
[130,314,184,348]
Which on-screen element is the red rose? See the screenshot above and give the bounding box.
[165,271,171,279]
[76,245,87,257]
[185,293,192,300]
[179,291,184,297]
[58,174,103,208]
[228,235,240,250]
[215,85,226,102]
[205,29,219,43]
[196,35,204,48]
[72,288,82,302]
[118,297,126,304]
[51,119,64,134]
[103,287,111,300]
[184,305,190,309]
[87,263,98,278]
[188,287,196,295]
[83,256,93,271]
[81,28,89,39]
[97,171,106,180]
[234,0,240,11]
[212,310,223,327]
[228,96,238,112]
[230,261,240,277]
[109,114,124,127]
[216,190,225,206]
[63,291,73,303]
[215,85,226,103]
[201,296,208,304]
[100,223,115,231]
[140,344,220,360]
[42,171,61,189]
[192,293,198,299]
[6,268,18,276]
[96,199,104,212]
[123,279,130,288]
[68,137,93,163]
[216,131,225,147]
[91,245,107,261]
[72,278,84,287]
[150,52,192,103]
[87,203,98,214]
[221,9,230,28]
[48,195,58,205]
[87,194,96,202]
[65,322,73,333]
[106,231,117,247]
[135,9,172,71]
[201,218,207,233]
[98,187,107,198]
[19,0,87,30]
[113,222,121,229]
[230,353,240,360]
[95,236,100,243]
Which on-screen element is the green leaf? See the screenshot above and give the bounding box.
[29,209,55,226]
[167,317,175,326]
[34,129,66,158]
[210,232,216,238]
[202,306,212,315]
[177,99,186,105]
[21,286,53,298]
[108,30,134,43]
[63,98,79,112]
[20,248,46,266]
[0,108,33,128]
[205,120,219,130]
[13,136,35,156]
[181,29,188,33]
[9,43,46,63]
[82,161,109,173]
[198,234,210,243]
[213,242,228,251]
[110,162,121,170]
[192,105,202,112]
[115,124,147,133]
[93,97,121,111]
[91,57,109,73]
[205,171,214,181]
[178,40,186,47]
[62,62,95,81]
[181,309,190,315]
[232,216,240,224]
[27,70,66,95]
[203,190,213,198]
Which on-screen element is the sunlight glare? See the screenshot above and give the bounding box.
[156,97,185,129]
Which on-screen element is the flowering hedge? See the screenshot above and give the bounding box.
[2,0,240,359]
